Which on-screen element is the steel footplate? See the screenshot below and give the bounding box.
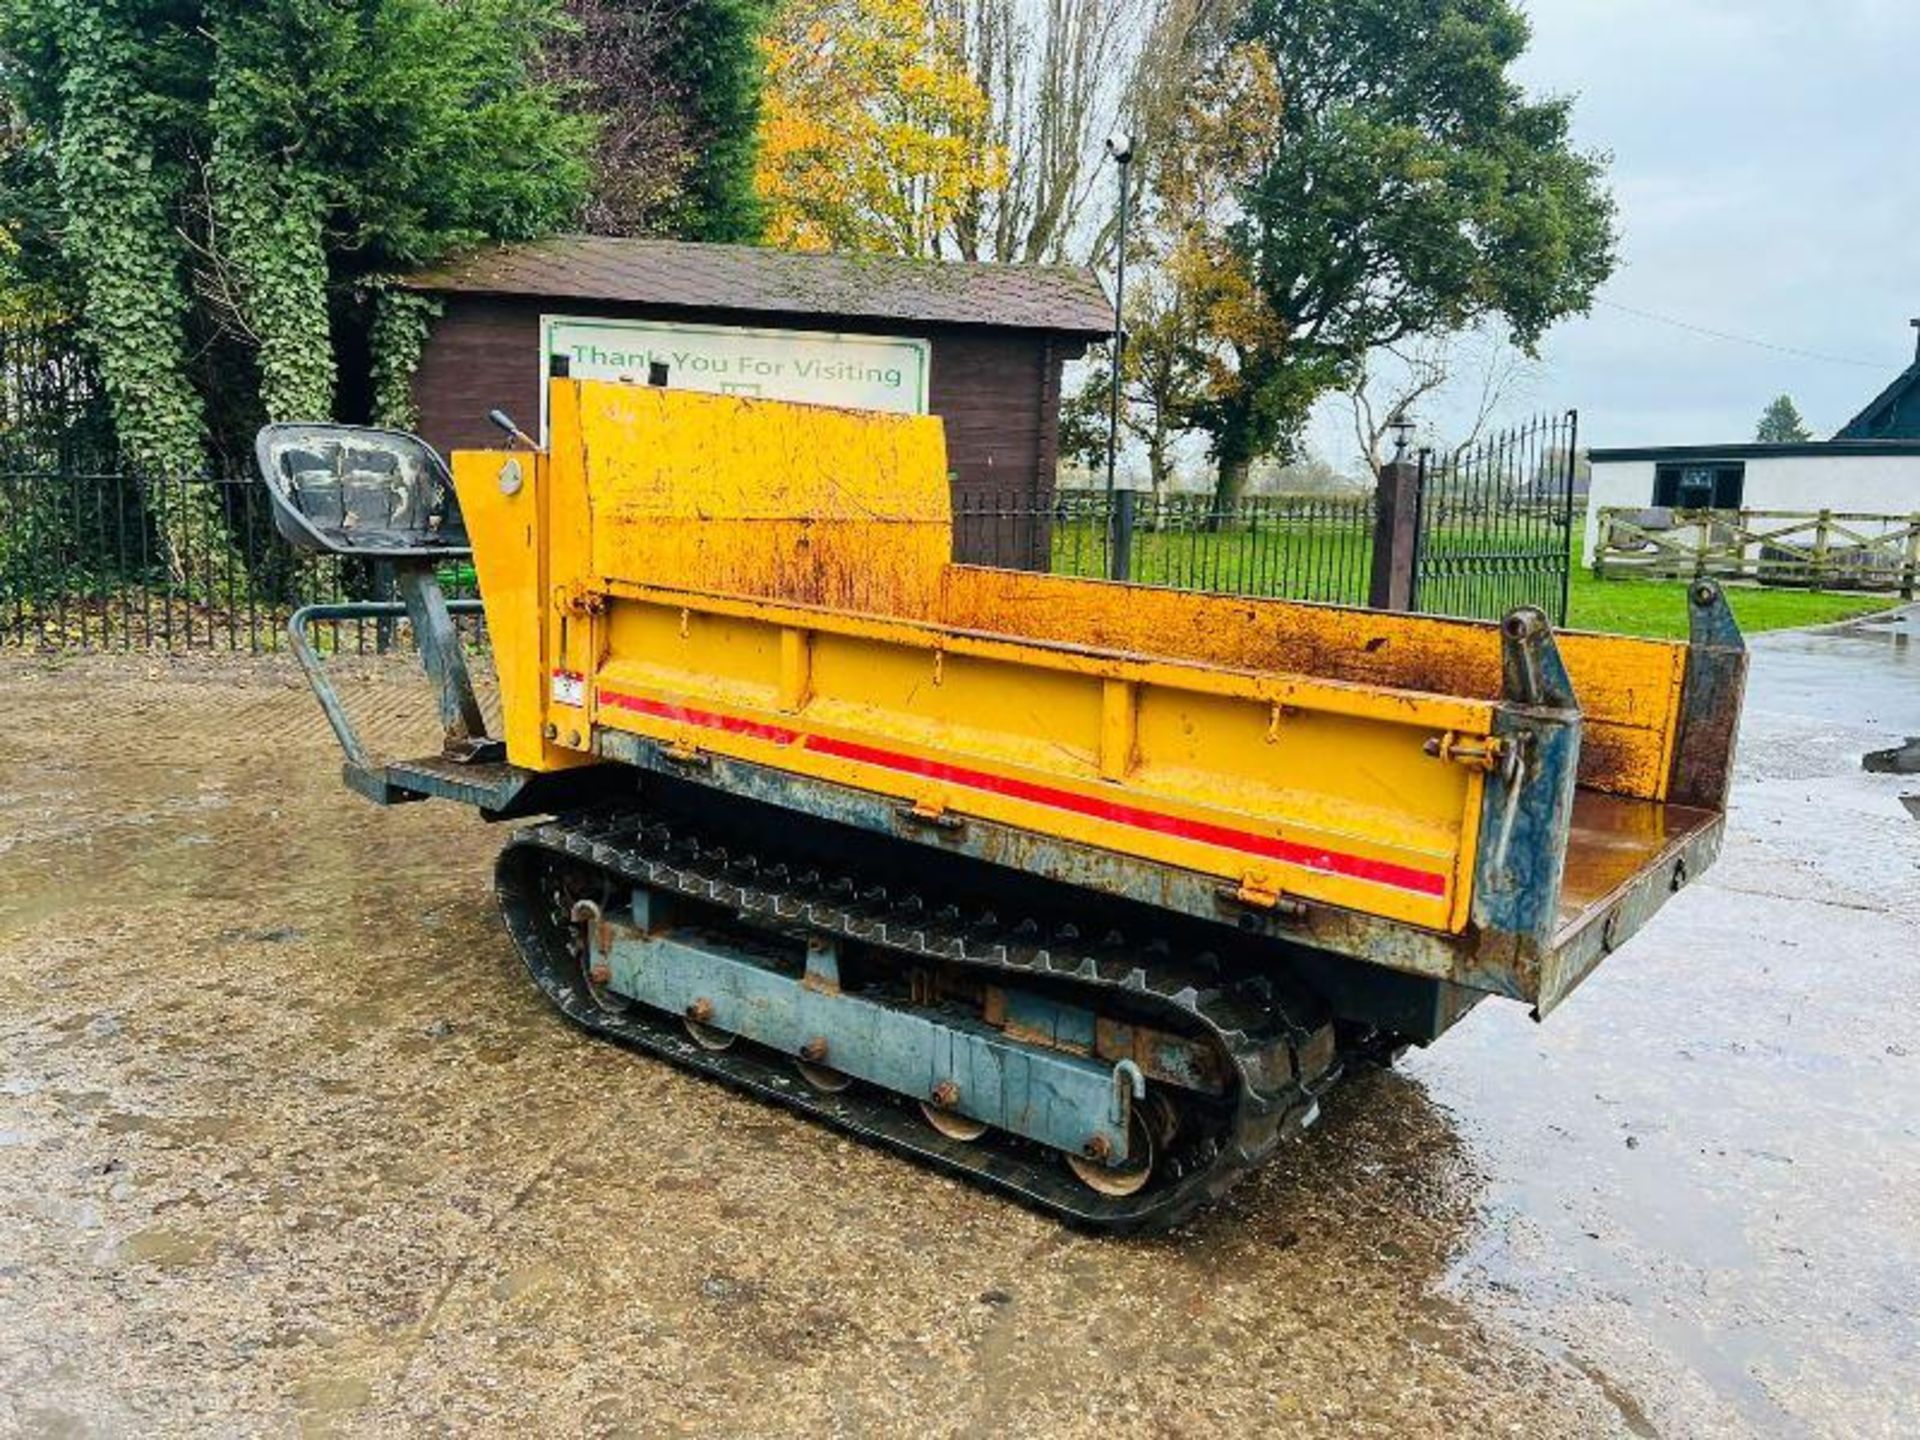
[495,810,1342,1233]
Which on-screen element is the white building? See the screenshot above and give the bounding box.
[1586,325,1920,564]
[1583,441,1920,563]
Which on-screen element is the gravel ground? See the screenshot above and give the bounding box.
[0,610,1915,1438]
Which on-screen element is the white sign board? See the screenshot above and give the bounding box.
[539,315,930,441]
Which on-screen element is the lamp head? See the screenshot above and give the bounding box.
[1105,131,1135,164]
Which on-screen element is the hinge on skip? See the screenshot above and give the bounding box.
[896,798,965,833]
[1423,731,1508,771]
[555,582,606,617]
[1217,877,1308,922]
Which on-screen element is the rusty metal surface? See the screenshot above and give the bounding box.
[1536,802,1724,1016]
[938,566,1692,802]
[1466,610,1583,963]
[574,384,953,619]
[1552,792,1720,927]
[1667,580,1751,810]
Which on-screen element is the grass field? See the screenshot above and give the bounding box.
[1043,518,1899,640]
[1565,571,1893,639]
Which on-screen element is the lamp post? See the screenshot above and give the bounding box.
[1388,408,1416,466]
[1103,131,1135,581]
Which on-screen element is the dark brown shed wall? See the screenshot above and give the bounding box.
[409,296,1081,515]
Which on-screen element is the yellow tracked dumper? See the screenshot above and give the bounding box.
[261,381,1746,1231]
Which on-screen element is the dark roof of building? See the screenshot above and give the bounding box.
[399,236,1114,338]
[1835,359,1920,440]
[1590,440,1920,462]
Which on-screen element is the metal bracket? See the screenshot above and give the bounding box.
[396,563,488,746]
[1216,878,1308,921]
[1110,1059,1146,1125]
[287,592,493,773]
[1499,606,1578,712]
[1423,731,1509,772]
[896,800,965,833]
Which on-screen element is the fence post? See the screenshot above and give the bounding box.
[1903,514,1919,601]
[1813,508,1832,590]
[1368,457,1423,612]
[1110,488,1136,583]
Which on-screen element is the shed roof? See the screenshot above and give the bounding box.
[399,236,1114,338]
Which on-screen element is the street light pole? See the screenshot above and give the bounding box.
[1103,131,1135,581]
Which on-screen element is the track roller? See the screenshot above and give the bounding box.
[682,999,735,1050]
[920,1100,989,1141]
[1065,1108,1156,1198]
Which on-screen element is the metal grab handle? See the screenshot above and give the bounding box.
[287,598,485,770]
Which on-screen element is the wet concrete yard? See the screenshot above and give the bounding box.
[2,611,1916,1436]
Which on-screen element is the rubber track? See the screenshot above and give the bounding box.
[496,810,1343,1234]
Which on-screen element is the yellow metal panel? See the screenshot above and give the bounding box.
[566,381,952,618]
[587,590,1484,931]
[544,381,598,751]
[600,579,1501,736]
[939,567,1690,801]
[806,632,1104,777]
[447,447,587,773]
[601,600,786,717]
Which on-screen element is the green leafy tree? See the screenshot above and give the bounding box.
[664,0,777,241]
[1062,41,1283,502]
[1195,0,1617,502]
[1756,393,1813,443]
[6,1,224,574]
[0,0,593,577]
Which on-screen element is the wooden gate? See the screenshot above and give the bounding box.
[1595,508,1920,594]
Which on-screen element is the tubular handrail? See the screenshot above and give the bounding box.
[287,599,485,771]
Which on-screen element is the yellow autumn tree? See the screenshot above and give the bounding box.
[756,0,1003,256]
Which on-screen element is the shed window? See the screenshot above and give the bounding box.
[1653,462,1744,509]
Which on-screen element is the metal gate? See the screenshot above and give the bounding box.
[1413,410,1578,626]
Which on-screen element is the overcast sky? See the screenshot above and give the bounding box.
[1309,0,1920,461]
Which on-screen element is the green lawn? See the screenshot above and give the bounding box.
[1566,570,1894,640]
[1040,517,1900,640]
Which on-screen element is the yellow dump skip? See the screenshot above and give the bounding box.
[451,381,1706,952]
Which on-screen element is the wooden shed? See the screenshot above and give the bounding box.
[396,236,1111,563]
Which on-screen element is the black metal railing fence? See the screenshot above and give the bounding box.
[3,376,1578,652]
[1413,411,1578,625]
[955,488,1380,608]
[0,319,116,471]
[0,467,481,654]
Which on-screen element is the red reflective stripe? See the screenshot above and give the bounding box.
[597,688,1447,897]
[598,691,803,746]
[808,735,1446,896]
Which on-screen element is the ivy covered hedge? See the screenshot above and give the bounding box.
[0,0,595,574]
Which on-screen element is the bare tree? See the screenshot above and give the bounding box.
[939,0,1222,264]
[1348,330,1537,472]
[1350,340,1449,475]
